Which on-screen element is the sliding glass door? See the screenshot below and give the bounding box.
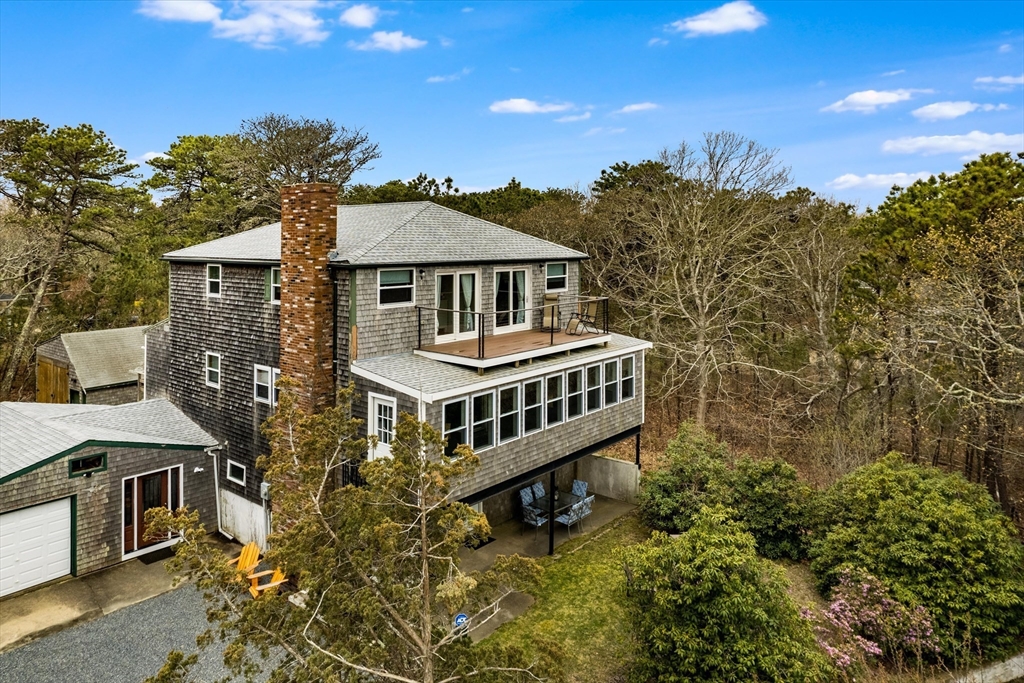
[494,268,529,333]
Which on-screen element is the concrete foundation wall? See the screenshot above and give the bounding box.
[577,453,640,505]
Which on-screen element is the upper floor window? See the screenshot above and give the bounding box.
[254,365,280,406]
[523,379,543,434]
[207,264,222,297]
[546,374,564,426]
[498,385,519,444]
[472,391,495,451]
[369,393,397,459]
[567,368,584,419]
[267,268,281,304]
[586,364,602,413]
[546,262,568,292]
[621,355,636,400]
[379,268,415,307]
[205,352,221,388]
[443,399,468,457]
[226,459,246,486]
[604,359,619,407]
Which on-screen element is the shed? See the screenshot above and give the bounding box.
[35,326,147,405]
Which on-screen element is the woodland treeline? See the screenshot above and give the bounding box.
[1,115,1021,523]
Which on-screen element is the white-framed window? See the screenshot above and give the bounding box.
[205,352,221,388]
[523,378,544,434]
[621,355,636,400]
[436,270,479,342]
[566,368,584,420]
[494,268,530,332]
[254,365,280,405]
[369,393,397,459]
[586,363,602,413]
[443,398,468,457]
[546,373,564,426]
[378,268,415,307]
[546,262,568,292]
[207,264,222,297]
[604,359,619,407]
[472,391,495,451]
[226,459,246,486]
[269,267,281,304]
[498,385,520,444]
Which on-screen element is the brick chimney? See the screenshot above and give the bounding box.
[279,183,337,413]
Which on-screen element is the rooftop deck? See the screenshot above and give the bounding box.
[415,328,611,368]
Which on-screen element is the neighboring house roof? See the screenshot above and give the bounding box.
[351,333,652,404]
[162,202,587,266]
[37,327,147,390]
[0,399,218,483]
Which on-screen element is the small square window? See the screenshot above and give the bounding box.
[546,262,567,292]
[226,459,246,486]
[378,268,415,307]
[205,353,221,388]
[207,264,222,297]
[69,452,106,478]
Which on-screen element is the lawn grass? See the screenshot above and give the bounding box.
[489,512,650,683]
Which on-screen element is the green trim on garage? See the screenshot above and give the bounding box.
[70,495,78,576]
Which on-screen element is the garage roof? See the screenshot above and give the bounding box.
[0,399,217,483]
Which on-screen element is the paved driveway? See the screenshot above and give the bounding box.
[0,587,236,683]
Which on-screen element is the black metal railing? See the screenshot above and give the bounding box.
[415,296,610,360]
[339,458,366,487]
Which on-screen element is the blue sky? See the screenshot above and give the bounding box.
[1,0,1022,207]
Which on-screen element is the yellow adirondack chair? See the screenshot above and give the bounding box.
[228,542,260,575]
[248,567,287,598]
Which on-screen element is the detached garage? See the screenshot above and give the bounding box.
[0,400,218,597]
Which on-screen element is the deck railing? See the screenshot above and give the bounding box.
[415,296,610,360]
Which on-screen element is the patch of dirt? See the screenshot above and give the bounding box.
[777,559,826,610]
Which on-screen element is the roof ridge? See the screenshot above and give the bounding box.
[337,202,434,264]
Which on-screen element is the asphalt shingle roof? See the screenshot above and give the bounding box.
[48,326,148,390]
[162,202,586,266]
[0,399,218,481]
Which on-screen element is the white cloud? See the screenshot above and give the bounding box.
[881,69,905,77]
[911,101,1009,121]
[555,112,591,123]
[882,131,1024,157]
[138,0,330,47]
[670,1,767,37]
[426,67,471,83]
[999,44,1012,53]
[462,6,473,12]
[613,102,659,114]
[822,89,930,114]
[339,4,379,28]
[349,30,426,51]
[141,151,168,161]
[974,74,1024,91]
[827,171,933,190]
[583,127,626,137]
[439,36,454,48]
[489,98,573,114]
[648,37,669,46]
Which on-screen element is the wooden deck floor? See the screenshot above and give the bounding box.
[420,328,606,360]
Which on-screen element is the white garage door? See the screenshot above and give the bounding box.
[0,498,72,597]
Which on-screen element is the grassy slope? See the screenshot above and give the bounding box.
[489,513,650,682]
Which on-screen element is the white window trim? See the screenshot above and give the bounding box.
[205,352,221,389]
[603,358,620,407]
[207,263,222,298]
[585,362,603,414]
[254,364,274,405]
[493,268,531,335]
[226,459,247,486]
[434,269,481,344]
[545,261,568,293]
[566,368,585,421]
[497,384,520,445]
[471,390,496,452]
[368,392,398,460]
[377,267,416,309]
[621,354,636,401]
[522,377,544,435]
[545,372,565,427]
[442,397,469,457]
[121,463,184,560]
[270,267,281,305]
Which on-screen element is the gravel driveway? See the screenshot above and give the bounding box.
[0,586,238,683]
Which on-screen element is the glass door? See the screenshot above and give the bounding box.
[436,272,478,343]
[494,269,529,333]
[123,466,181,555]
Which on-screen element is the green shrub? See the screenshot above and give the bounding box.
[730,456,813,560]
[809,453,1024,658]
[636,421,732,533]
[621,505,832,683]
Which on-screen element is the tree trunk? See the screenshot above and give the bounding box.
[0,247,60,399]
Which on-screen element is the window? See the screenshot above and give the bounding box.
[546,374,564,426]
[436,271,478,340]
[586,364,602,413]
[604,359,619,407]
[254,365,272,404]
[226,459,246,486]
[523,379,543,434]
[378,268,415,307]
[205,352,221,388]
[272,368,281,405]
[567,368,584,419]
[69,452,106,478]
[369,394,397,459]
[546,262,568,292]
[207,264,221,297]
[495,269,529,330]
[472,392,495,451]
[621,355,636,400]
[443,399,468,457]
[267,267,281,304]
[498,385,519,443]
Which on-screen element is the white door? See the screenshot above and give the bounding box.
[369,394,396,460]
[494,269,530,333]
[0,498,72,597]
[436,272,479,343]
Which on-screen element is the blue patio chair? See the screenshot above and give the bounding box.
[521,504,548,539]
[519,487,534,510]
[531,481,545,501]
[571,479,588,498]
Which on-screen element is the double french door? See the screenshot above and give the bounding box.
[436,272,478,342]
[494,269,530,333]
[123,466,181,555]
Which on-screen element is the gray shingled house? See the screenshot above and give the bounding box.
[146,186,650,548]
[0,400,217,597]
[35,326,147,405]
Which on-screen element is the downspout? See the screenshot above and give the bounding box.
[205,443,228,539]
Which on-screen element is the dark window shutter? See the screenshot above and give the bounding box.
[264,269,271,300]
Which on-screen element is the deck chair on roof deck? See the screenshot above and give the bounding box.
[541,293,560,332]
[566,300,600,336]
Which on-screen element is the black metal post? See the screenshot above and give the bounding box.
[635,431,642,469]
[604,298,609,333]
[548,470,556,555]
[478,312,484,359]
[417,307,421,349]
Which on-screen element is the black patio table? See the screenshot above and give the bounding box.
[532,491,582,516]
